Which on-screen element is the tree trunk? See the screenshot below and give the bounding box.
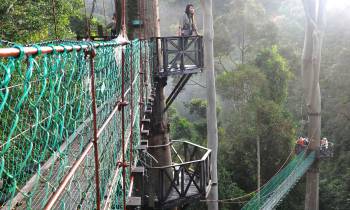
[256,113,261,206]
[302,0,326,209]
[148,0,173,208]
[201,0,219,210]
[149,77,173,203]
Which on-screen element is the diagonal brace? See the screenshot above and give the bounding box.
[164,74,192,112]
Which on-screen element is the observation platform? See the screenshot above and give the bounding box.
[151,36,204,77]
[127,140,212,209]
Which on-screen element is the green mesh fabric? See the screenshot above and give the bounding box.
[0,39,154,209]
[242,151,316,210]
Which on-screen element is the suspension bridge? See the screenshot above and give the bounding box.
[0,36,325,210]
[0,0,328,209]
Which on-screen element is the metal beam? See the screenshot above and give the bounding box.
[164,74,192,112]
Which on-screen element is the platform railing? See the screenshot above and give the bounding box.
[148,140,211,208]
[151,36,204,77]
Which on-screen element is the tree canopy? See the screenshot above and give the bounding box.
[0,0,84,43]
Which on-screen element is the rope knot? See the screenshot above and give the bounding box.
[47,44,58,55]
[13,45,25,59]
[31,44,42,57]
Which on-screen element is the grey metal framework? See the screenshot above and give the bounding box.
[151,36,204,77]
[148,140,212,209]
[164,74,193,112]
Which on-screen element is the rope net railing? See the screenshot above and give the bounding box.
[242,151,316,210]
[0,38,155,210]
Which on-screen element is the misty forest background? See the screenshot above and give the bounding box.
[1,0,349,209]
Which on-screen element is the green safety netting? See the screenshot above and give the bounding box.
[242,151,316,210]
[0,38,155,210]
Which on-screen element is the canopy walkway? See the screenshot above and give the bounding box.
[0,38,155,209]
[0,35,324,210]
[0,35,206,210]
[0,34,320,210]
[242,151,316,210]
[0,36,322,210]
[0,0,328,208]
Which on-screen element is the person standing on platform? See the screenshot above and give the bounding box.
[178,4,198,36]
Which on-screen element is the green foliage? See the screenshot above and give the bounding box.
[319,154,350,210]
[255,46,292,104]
[185,98,207,118]
[220,99,295,190]
[316,22,350,208]
[217,64,267,107]
[218,164,246,210]
[171,115,198,140]
[0,0,83,43]
[215,43,295,209]
[255,100,295,180]
[70,16,101,38]
[169,99,209,145]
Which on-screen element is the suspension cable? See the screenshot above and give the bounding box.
[203,146,297,203]
[206,130,322,203]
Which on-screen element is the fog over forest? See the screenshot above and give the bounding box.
[160,1,350,210]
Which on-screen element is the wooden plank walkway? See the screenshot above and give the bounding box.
[156,173,203,209]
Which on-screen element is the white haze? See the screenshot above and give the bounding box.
[327,0,350,11]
